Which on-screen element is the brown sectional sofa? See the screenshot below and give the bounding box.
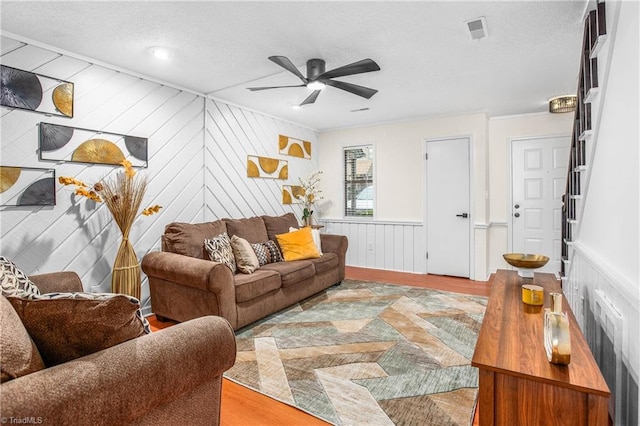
[141,213,348,330]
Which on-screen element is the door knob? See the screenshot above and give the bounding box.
[514,212,520,218]
[514,204,520,209]
[456,213,469,218]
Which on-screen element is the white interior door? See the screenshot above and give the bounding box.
[426,138,470,278]
[511,136,570,275]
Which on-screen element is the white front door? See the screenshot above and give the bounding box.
[426,138,470,278]
[511,136,571,275]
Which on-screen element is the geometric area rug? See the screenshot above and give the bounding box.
[224,279,487,425]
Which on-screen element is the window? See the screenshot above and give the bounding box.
[344,145,374,217]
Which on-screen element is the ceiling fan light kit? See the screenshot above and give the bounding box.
[307,81,326,91]
[248,55,380,106]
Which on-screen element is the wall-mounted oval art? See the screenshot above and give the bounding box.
[39,123,148,167]
[1,65,74,118]
[0,166,55,206]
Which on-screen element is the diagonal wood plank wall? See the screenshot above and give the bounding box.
[1,36,318,314]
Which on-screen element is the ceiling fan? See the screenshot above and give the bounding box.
[247,56,380,106]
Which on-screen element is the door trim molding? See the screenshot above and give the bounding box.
[423,135,475,279]
[507,134,571,254]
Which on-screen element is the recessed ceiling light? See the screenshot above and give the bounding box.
[291,105,301,110]
[149,47,171,60]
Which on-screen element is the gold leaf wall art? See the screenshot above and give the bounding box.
[1,65,74,118]
[39,123,148,167]
[282,185,305,204]
[0,166,56,206]
[279,135,311,159]
[247,155,288,179]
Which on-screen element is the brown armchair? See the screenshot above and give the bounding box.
[1,271,236,426]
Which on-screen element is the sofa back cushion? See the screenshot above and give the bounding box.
[224,216,269,244]
[262,213,299,242]
[0,295,45,382]
[163,221,227,259]
[8,292,150,366]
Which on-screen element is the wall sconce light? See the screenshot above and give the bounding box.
[549,95,577,113]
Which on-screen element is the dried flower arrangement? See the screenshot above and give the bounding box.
[59,160,161,299]
[296,170,324,226]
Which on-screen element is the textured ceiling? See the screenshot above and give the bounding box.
[1,1,587,131]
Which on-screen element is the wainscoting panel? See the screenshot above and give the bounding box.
[204,98,318,222]
[320,220,425,273]
[566,242,639,425]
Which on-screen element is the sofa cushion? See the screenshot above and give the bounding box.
[0,295,45,383]
[233,270,281,303]
[8,292,150,366]
[224,216,269,244]
[275,227,320,262]
[308,252,340,274]
[164,221,227,259]
[251,240,283,266]
[260,261,315,288]
[204,233,237,273]
[230,235,260,274]
[0,257,40,297]
[262,213,299,242]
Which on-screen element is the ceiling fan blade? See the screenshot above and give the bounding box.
[247,84,306,91]
[324,80,378,99]
[268,56,307,84]
[300,90,321,106]
[316,58,380,80]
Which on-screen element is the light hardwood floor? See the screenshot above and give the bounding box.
[148,266,490,425]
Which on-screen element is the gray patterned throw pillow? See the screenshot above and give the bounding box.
[204,233,237,273]
[0,256,40,297]
[250,240,284,266]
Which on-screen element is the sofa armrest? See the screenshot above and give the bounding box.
[0,316,236,425]
[320,233,348,257]
[320,234,348,281]
[141,251,233,294]
[29,271,84,293]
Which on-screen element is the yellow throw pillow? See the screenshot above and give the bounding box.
[275,227,320,261]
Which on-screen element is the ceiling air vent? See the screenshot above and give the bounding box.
[465,17,488,40]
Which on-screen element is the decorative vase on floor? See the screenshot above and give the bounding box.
[58,160,161,302]
[112,236,141,300]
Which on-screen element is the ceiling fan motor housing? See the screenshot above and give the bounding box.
[306,59,326,80]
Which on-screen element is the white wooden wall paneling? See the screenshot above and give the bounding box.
[1,38,207,314]
[1,36,321,315]
[322,220,425,273]
[206,102,279,218]
[0,37,24,57]
[205,99,318,222]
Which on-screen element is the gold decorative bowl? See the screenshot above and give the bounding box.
[503,253,549,278]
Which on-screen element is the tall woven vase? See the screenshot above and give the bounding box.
[112,234,141,300]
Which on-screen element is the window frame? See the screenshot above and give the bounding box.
[342,143,375,219]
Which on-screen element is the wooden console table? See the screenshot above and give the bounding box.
[472,270,610,425]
